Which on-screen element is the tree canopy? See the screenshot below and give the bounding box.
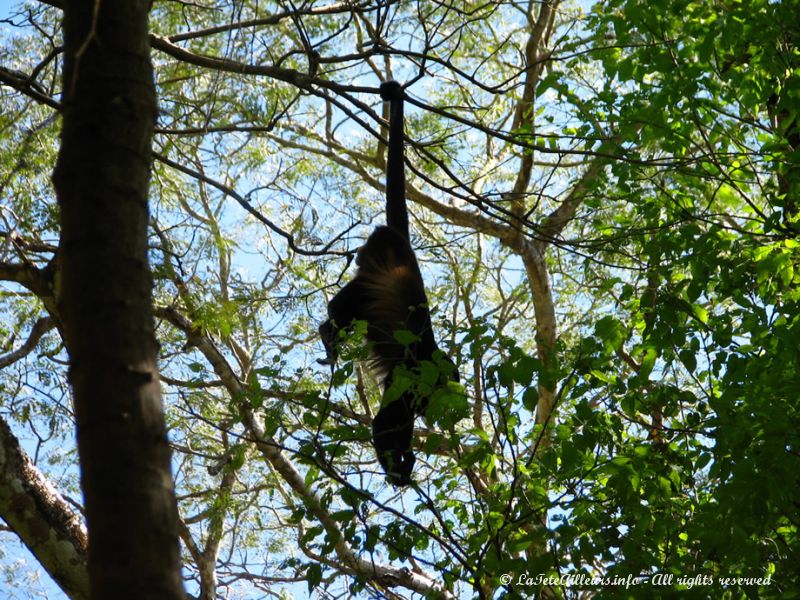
[1,0,798,598]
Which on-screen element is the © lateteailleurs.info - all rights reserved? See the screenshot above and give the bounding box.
[499,572,773,590]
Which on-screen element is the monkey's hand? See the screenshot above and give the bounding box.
[379,80,403,102]
[317,320,339,365]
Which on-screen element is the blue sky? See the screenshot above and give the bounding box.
[0,0,16,19]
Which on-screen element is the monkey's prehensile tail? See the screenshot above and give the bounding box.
[379,80,408,241]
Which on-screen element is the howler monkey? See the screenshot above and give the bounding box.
[318,80,457,486]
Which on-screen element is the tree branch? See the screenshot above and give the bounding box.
[0,416,88,599]
[0,317,54,368]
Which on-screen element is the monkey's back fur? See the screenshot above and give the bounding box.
[356,226,437,380]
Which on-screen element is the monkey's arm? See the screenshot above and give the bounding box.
[318,279,364,365]
[317,320,338,365]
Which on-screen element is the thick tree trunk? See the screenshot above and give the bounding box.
[51,2,184,599]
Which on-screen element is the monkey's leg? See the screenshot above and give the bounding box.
[372,396,416,486]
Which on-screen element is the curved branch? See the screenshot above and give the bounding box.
[0,66,61,110]
[537,152,608,247]
[0,417,88,600]
[0,317,54,368]
[149,34,373,96]
[166,2,371,43]
[0,260,55,299]
[153,152,352,257]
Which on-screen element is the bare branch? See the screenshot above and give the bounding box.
[0,316,54,368]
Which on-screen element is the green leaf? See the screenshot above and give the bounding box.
[306,563,323,592]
